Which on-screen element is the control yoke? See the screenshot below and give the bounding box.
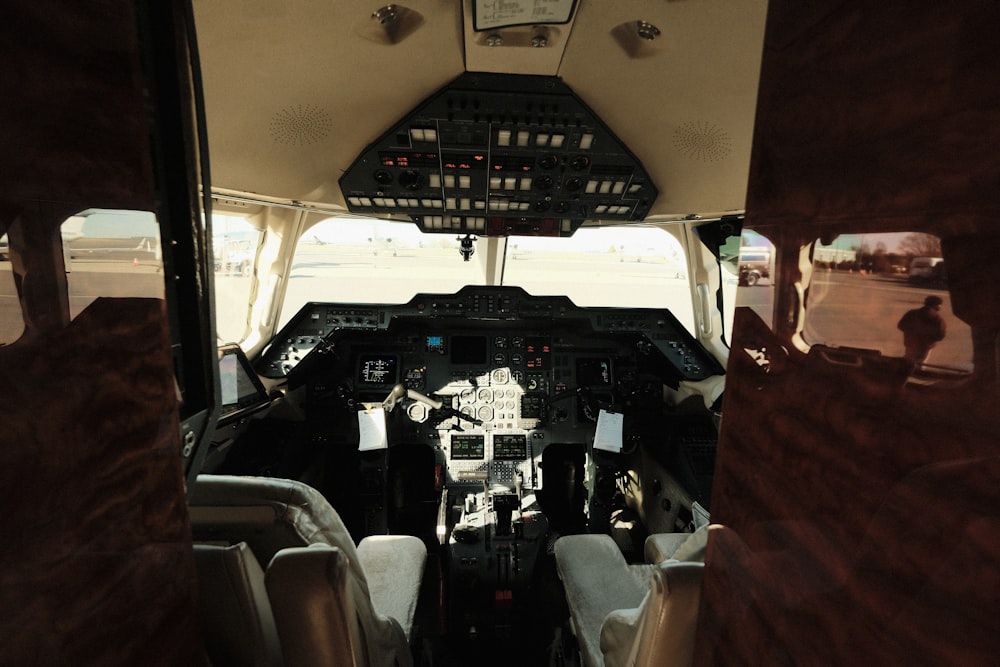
[382,383,483,425]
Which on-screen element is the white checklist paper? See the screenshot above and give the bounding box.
[593,409,624,453]
[358,407,388,451]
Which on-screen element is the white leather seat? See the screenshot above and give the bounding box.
[193,541,283,667]
[644,524,712,564]
[599,561,704,667]
[555,532,706,667]
[266,542,426,667]
[189,475,426,666]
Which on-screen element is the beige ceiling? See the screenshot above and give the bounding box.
[193,0,768,220]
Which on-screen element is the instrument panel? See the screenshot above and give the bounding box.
[258,286,719,381]
[256,286,723,489]
[338,72,658,236]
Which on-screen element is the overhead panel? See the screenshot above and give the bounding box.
[338,72,659,237]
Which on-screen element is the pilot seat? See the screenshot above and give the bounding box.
[189,474,427,667]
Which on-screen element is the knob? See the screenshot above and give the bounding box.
[397,170,422,190]
[534,176,554,191]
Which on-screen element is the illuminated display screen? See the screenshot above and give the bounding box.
[524,337,551,370]
[426,335,446,355]
[451,335,488,365]
[451,434,485,460]
[520,394,544,420]
[378,152,439,168]
[358,355,398,385]
[493,434,527,460]
[576,358,612,385]
[218,345,268,419]
[442,152,487,170]
[490,156,535,172]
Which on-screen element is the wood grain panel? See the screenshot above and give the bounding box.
[0,298,202,665]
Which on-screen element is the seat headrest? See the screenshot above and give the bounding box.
[189,475,365,584]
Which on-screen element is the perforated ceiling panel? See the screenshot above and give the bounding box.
[338,72,658,237]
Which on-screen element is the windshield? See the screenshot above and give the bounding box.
[276,217,694,334]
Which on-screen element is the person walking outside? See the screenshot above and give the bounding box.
[897,295,946,366]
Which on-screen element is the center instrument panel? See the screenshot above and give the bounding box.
[256,286,723,489]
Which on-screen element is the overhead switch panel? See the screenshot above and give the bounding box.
[339,72,658,236]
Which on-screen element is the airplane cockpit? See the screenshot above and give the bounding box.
[207,279,725,654]
[195,44,739,657]
[3,1,999,665]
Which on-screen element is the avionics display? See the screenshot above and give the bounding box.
[218,344,269,421]
[426,335,446,355]
[451,434,485,460]
[358,355,398,385]
[576,358,612,385]
[493,434,527,460]
[378,152,439,168]
[451,335,488,365]
[524,337,551,370]
[520,394,544,420]
[442,152,487,170]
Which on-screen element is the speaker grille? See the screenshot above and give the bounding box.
[269,104,333,146]
[673,121,732,162]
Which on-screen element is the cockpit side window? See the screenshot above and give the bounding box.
[212,214,263,345]
[1,209,165,345]
[720,229,775,340]
[0,229,25,344]
[802,231,972,378]
[63,209,165,318]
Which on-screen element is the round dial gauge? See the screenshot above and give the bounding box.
[404,367,425,389]
[406,402,428,423]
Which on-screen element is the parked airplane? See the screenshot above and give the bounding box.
[2,1,998,666]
